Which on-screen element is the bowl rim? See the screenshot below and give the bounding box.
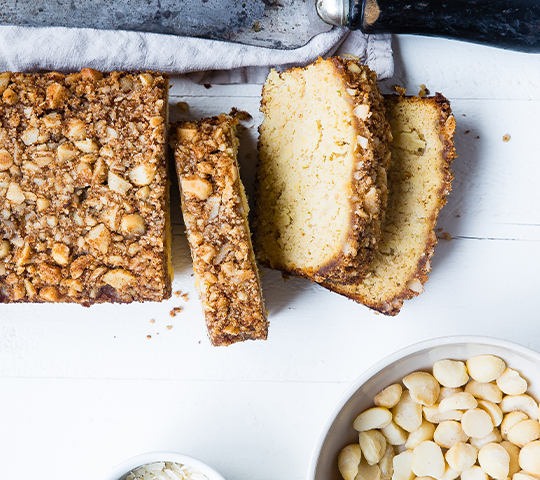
[306,334,540,480]
[103,451,226,480]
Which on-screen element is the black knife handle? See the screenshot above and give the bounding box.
[349,0,540,52]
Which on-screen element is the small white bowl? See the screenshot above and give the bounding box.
[104,451,226,480]
[307,335,540,480]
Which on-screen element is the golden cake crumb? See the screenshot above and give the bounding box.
[253,57,391,284]
[0,69,172,304]
[503,134,511,142]
[169,306,183,317]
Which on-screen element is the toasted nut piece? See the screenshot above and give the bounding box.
[380,421,408,446]
[70,254,93,279]
[92,157,108,185]
[51,243,70,266]
[0,149,13,171]
[446,442,478,472]
[502,440,521,476]
[393,390,423,433]
[353,104,370,121]
[461,466,488,480]
[406,420,436,450]
[46,82,68,108]
[15,242,32,266]
[66,119,87,140]
[423,405,463,423]
[103,268,136,290]
[21,126,39,145]
[108,171,132,195]
[129,164,157,186]
[7,182,25,204]
[3,87,18,104]
[433,359,469,387]
[120,214,146,238]
[500,395,539,420]
[354,407,393,432]
[85,223,111,254]
[379,445,394,480]
[338,444,362,480]
[467,355,506,383]
[81,68,103,82]
[0,239,11,259]
[375,384,403,409]
[38,263,62,284]
[36,197,50,211]
[348,63,362,74]
[469,428,503,449]
[411,441,445,478]
[502,412,530,439]
[462,408,494,438]
[39,286,60,302]
[507,420,540,448]
[434,420,469,449]
[520,441,540,475]
[477,399,504,426]
[139,73,154,86]
[439,392,478,412]
[465,381,503,403]
[74,139,99,153]
[497,368,529,396]
[0,71,10,94]
[478,442,510,480]
[181,175,213,200]
[392,450,414,480]
[57,143,78,163]
[360,430,387,465]
[403,372,440,407]
[23,279,37,298]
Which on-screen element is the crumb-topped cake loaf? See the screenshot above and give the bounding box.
[323,94,456,315]
[172,115,267,346]
[253,57,392,283]
[0,69,172,304]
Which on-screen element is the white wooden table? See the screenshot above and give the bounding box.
[1,35,540,479]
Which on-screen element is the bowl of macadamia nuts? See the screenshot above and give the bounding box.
[307,336,540,480]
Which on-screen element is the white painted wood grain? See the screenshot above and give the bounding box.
[1,34,540,480]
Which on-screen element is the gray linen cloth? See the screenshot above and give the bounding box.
[0,26,393,83]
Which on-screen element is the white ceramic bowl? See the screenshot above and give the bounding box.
[104,452,226,480]
[307,335,540,480]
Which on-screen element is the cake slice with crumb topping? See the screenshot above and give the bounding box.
[252,57,392,284]
[172,115,267,346]
[322,94,456,315]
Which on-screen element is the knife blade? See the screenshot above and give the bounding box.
[0,0,333,50]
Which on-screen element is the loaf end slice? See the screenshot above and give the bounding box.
[322,93,456,315]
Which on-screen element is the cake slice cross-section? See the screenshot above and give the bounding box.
[172,115,267,346]
[252,57,392,283]
[322,93,456,315]
[0,69,172,304]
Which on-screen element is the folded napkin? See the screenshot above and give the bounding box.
[0,25,392,83]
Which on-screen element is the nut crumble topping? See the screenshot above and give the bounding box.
[172,115,267,346]
[0,69,172,304]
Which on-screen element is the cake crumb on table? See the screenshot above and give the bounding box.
[503,133,511,142]
[181,293,189,301]
[441,232,452,241]
[173,290,182,297]
[418,84,430,97]
[167,325,173,330]
[149,319,155,324]
[169,306,183,317]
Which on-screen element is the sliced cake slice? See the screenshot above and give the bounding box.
[322,93,456,315]
[172,115,267,346]
[252,57,392,283]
